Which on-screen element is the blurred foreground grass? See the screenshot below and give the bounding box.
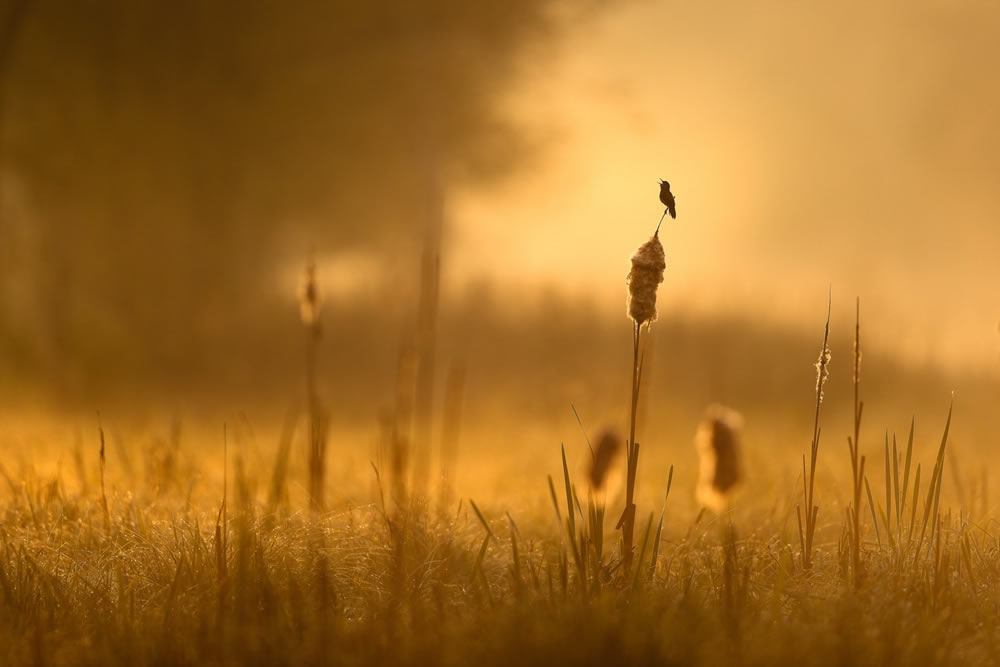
[0,416,998,667]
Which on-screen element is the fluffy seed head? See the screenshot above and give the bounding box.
[815,345,831,403]
[588,429,621,489]
[853,341,862,386]
[626,234,666,326]
[695,404,744,512]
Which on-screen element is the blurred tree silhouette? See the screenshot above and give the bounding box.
[0,0,576,395]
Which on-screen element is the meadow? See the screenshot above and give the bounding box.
[1,242,998,667]
[5,1,1000,665]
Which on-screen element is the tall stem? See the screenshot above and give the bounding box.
[850,298,863,586]
[799,296,830,570]
[622,322,642,575]
[306,324,323,511]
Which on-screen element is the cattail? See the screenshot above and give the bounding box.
[695,404,744,512]
[299,258,321,327]
[620,202,671,575]
[626,234,666,326]
[589,429,621,489]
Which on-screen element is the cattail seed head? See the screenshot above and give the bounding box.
[299,259,321,326]
[695,404,744,512]
[588,429,621,489]
[626,234,666,326]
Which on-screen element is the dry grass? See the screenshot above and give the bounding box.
[0,262,995,665]
[0,424,996,667]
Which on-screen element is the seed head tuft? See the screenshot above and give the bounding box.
[815,345,831,403]
[588,429,621,490]
[626,234,666,326]
[695,404,744,512]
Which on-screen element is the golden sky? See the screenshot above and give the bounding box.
[447,0,1000,373]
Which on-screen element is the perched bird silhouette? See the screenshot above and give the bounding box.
[655,179,676,234]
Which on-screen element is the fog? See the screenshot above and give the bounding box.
[449,0,1000,371]
[0,0,997,429]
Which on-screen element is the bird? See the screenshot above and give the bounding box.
[659,180,676,219]
[656,179,676,235]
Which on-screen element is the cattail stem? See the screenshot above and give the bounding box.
[622,321,642,576]
[620,214,667,577]
[98,415,110,535]
[298,256,326,512]
[306,323,325,512]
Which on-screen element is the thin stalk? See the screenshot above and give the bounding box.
[900,419,914,545]
[620,322,643,576]
[648,465,674,582]
[306,321,324,511]
[98,415,110,535]
[864,475,881,546]
[799,296,831,570]
[848,297,863,586]
[884,433,892,539]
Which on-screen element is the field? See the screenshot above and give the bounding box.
[1,295,999,667]
[4,2,1000,665]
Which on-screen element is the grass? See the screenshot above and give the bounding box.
[0,261,996,665]
[846,297,866,587]
[798,294,831,570]
[0,352,988,667]
[0,434,996,667]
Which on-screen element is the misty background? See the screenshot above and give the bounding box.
[0,1,997,486]
[0,0,590,402]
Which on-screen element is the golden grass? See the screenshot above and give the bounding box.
[0,245,994,665]
[0,421,993,666]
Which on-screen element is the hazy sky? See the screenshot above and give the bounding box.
[446,0,1000,373]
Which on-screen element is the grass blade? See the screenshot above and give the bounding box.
[561,444,576,537]
[548,474,562,524]
[926,401,953,556]
[864,475,881,547]
[469,499,494,541]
